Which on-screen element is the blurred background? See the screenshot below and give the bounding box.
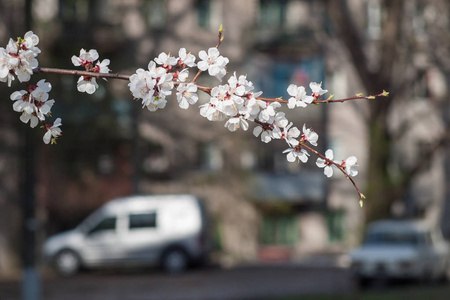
[0,0,449,299]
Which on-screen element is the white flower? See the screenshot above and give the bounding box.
[0,73,15,86]
[0,48,15,79]
[23,31,40,54]
[238,74,255,94]
[274,111,288,128]
[72,49,110,94]
[11,79,55,127]
[176,83,198,109]
[210,84,228,102]
[11,90,35,116]
[283,145,310,163]
[310,82,328,99]
[77,76,98,94]
[252,112,286,143]
[35,99,55,121]
[197,47,229,80]
[280,122,300,147]
[178,48,196,67]
[15,54,36,82]
[316,149,335,177]
[12,48,38,83]
[227,72,246,96]
[10,90,27,106]
[208,84,234,116]
[20,113,39,128]
[0,47,18,86]
[1,32,40,85]
[253,126,272,143]
[71,49,98,66]
[31,79,54,122]
[128,62,173,111]
[244,97,262,120]
[224,116,249,132]
[43,118,62,144]
[129,68,155,104]
[258,101,281,122]
[31,79,51,102]
[146,98,167,112]
[301,124,319,146]
[96,59,110,74]
[345,156,358,177]
[222,98,241,117]
[177,68,189,82]
[6,37,18,53]
[199,97,226,121]
[155,52,177,67]
[214,63,228,81]
[287,84,314,109]
[156,73,174,98]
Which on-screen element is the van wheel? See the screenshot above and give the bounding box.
[161,248,188,273]
[54,249,81,276]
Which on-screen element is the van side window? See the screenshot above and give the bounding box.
[88,216,116,235]
[129,212,157,229]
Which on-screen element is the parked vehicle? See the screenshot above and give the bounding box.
[43,194,210,276]
[350,219,450,286]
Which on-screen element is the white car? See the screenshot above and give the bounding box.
[43,194,210,276]
[350,220,450,285]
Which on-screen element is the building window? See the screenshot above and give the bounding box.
[417,142,432,172]
[326,210,345,242]
[240,150,256,170]
[59,0,90,22]
[199,143,223,171]
[366,1,381,39]
[146,0,166,29]
[412,2,427,39]
[259,0,287,28]
[413,71,429,98]
[129,212,157,229]
[196,0,211,29]
[285,1,310,29]
[212,220,223,251]
[253,57,325,101]
[260,215,297,246]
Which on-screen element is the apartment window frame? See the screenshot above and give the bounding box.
[260,214,298,246]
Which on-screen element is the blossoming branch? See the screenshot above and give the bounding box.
[0,28,389,207]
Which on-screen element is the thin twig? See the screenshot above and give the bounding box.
[301,142,365,205]
[256,97,287,103]
[34,67,130,80]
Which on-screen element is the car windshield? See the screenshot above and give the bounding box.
[364,231,423,246]
[76,209,105,233]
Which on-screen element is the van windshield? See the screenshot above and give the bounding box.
[364,231,423,246]
[76,209,105,233]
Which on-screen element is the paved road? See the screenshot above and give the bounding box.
[0,265,355,300]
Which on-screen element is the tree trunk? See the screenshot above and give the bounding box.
[364,115,395,222]
[324,0,404,222]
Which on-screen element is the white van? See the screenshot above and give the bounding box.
[43,194,210,276]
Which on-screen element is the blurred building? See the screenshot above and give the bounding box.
[0,0,448,274]
[30,0,363,264]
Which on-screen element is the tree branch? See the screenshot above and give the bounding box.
[393,131,450,200]
[34,67,130,80]
[323,0,375,90]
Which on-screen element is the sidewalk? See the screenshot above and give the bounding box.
[237,251,351,270]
